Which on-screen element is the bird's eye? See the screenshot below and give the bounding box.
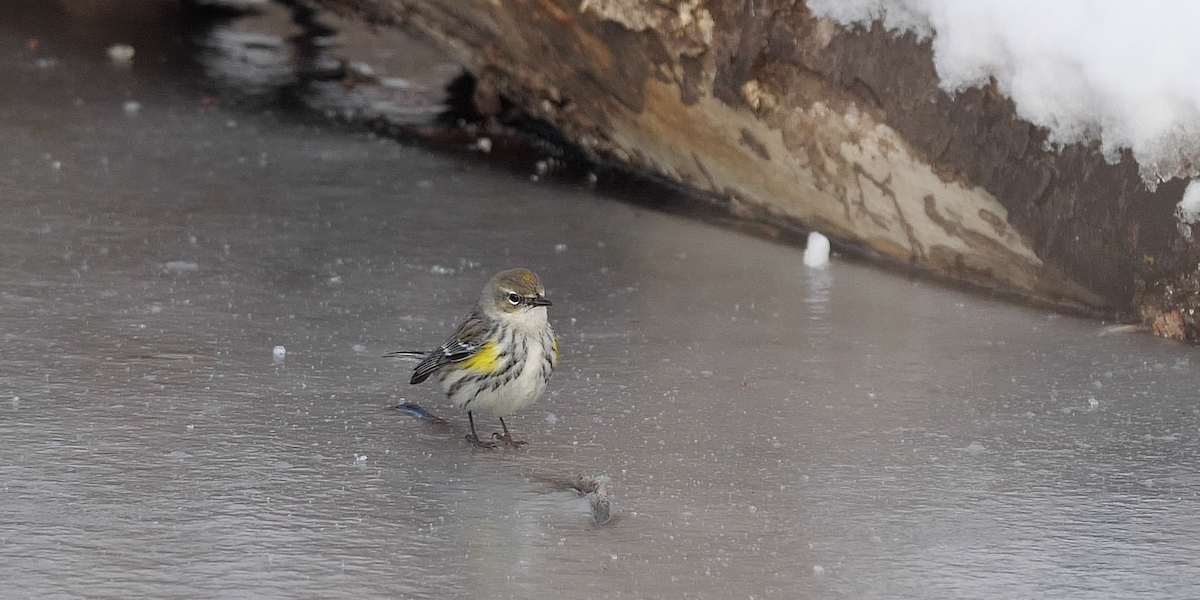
[507,292,521,305]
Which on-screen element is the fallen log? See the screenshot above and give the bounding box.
[316,0,1200,340]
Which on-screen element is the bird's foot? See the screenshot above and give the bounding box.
[492,431,528,447]
[466,432,499,449]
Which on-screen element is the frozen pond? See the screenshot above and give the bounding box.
[2,6,1199,600]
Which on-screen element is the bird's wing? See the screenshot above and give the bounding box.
[409,309,492,384]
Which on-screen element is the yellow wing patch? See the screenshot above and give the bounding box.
[459,339,503,373]
[552,335,559,364]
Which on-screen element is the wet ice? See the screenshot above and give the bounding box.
[0,8,1198,600]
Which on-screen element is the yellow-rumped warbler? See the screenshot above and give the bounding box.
[386,268,558,447]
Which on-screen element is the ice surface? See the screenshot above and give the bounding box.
[807,0,1200,186]
[1,11,1198,600]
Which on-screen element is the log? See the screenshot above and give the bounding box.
[316,0,1200,339]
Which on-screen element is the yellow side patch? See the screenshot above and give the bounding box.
[460,340,503,373]
[552,336,559,364]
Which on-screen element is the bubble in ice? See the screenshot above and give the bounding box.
[966,441,986,454]
[1088,396,1099,409]
[272,345,287,361]
[106,43,135,63]
[123,100,141,116]
[545,413,558,424]
[812,565,825,576]
[11,396,19,408]
[472,137,492,153]
[168,451,192,459]
[430,265,455,275]
[555,243,568,252]
[164,261,199,272]
[354,454,368,463]
[351,344,367,353]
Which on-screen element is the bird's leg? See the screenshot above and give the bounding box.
[466,411,497,448]
[493,417,527,447]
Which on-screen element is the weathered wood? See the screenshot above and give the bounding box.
[317,0,1200,335]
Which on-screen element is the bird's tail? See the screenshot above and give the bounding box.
[382,350,428,361]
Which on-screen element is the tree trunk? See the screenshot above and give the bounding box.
[317,0,1200,339]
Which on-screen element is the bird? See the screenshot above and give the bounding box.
[385,268,558,447]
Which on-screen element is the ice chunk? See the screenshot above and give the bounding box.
[123,100,141,116]
[272,345,286,362]
[803,231,830,268]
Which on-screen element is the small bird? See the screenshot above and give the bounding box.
[386,268,558,447]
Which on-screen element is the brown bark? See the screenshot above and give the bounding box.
[316,0,1200,335]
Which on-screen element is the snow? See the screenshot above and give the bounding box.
[806,0,1200,187]
[803,231,831,268]
[1176,180,1200,223]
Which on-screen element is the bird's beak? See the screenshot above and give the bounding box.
[532,295,552,307]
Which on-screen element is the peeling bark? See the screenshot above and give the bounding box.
[316,0,1200,334]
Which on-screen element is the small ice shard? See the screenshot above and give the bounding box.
[351,344,366,353]
[272,345,287,362]
[555,243,568,252]
[430,265,454,275]
[164,261,198,272]
[123,100,141,116]
[803,231,830,268]
[813,565,825,576]
[473,137,492,152]
[106,44,135,63]
[545,412,558,424]
[966,441,986,454]
[167,451,191,459]
[354,454,368,463]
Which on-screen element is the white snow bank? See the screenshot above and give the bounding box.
[806,0,1200,188]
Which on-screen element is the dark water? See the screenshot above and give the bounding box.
[1,4,1198,599]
